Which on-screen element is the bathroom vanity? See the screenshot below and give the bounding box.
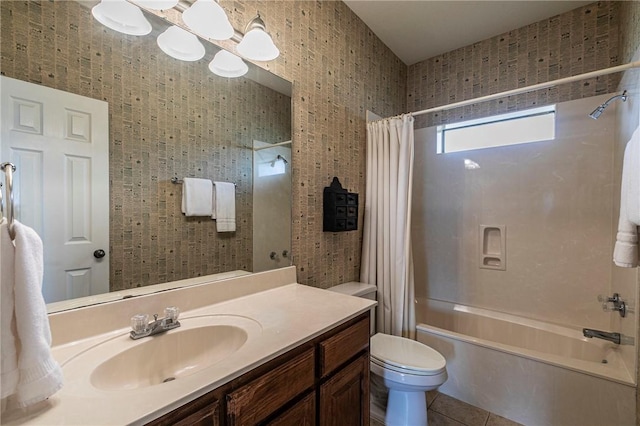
[149,313,370,425]
[2,267,374,425]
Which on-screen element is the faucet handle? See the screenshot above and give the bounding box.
[164,306,180,323]
[131,314,150,334]
[598,294,614,303]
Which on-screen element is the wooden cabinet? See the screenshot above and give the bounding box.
[148,313,370,426]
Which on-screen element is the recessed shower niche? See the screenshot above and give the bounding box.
[479,225,506,270]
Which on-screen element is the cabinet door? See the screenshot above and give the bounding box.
[319,353,369,426]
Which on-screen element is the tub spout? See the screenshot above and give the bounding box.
[582,328,621,345]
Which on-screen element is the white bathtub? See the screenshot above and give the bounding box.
[416,299,636,426]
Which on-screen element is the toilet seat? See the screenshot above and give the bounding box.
[370,333,446,376]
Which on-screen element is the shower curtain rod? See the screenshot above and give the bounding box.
[253,140,292,151]
[382,60,640,121]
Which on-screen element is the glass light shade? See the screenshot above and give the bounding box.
[132,0,179,10]
[236,28,280,61]
[208,50,248,78]
[157,26,206,61]
[91,0,152,36]
[182,0,234,40]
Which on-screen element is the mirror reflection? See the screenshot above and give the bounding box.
[0,0,292,310]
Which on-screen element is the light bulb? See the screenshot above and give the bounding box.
[208,50,248,77]
[91,0,152,36]
[157,26,206,61]
[182,0,234,40]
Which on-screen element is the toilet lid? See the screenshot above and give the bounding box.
[370,333,446,375]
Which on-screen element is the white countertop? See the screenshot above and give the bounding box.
[3,282,375,425]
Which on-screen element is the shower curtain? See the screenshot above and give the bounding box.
[361,114,415,338]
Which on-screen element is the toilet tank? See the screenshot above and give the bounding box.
[328,282,377,335]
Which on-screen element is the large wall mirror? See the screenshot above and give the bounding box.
[0,0,292,312]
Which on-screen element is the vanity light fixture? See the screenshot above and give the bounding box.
[182,0,235,41]
[236,14,280,61]
[91,0,152,36]
[208,50,249,78]
[157,26,206,61]
[131,0,179,10]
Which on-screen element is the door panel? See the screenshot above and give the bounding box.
[1,76,109,303]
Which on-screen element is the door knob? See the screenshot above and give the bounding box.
[93,249,106,259]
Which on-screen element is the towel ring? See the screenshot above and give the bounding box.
[1,162,16,240]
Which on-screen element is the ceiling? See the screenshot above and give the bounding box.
[343,1,593,65]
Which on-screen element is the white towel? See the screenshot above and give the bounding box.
[614,127,640,267]
[180,178,213,216]
[1,218,19,399]
[212,181,236,232]
[1,220,63,407]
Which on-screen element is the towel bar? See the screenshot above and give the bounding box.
[171,177,236,187]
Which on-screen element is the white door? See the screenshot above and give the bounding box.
[0,76,109,303]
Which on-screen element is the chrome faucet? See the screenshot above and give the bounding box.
[130,307,181,340]
[598,293,627,318]
[582,328,621,345]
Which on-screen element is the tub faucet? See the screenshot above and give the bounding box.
[130,307,180,340]
[582,328,621,345]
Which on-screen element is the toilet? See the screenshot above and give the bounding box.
[328,282,447,426]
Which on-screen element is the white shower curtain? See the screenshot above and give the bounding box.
[361,114,415,338]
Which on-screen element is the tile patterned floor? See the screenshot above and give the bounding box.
[371,391,523,426]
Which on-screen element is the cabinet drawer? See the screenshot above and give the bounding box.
[146,394,219,426]
[319,317,369,377]
[227,348,315,425]
[265,391,316,426]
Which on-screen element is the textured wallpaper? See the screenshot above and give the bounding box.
[407,1,622,129]
[214,0,408,287]
[620,1,640,63]
[1,0,407,291]
[0,0,292,290]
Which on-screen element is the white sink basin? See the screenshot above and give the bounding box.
[63,315,261,391]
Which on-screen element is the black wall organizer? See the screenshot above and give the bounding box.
[323,177,358,232]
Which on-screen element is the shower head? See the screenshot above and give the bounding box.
[588,105,605,119]
[276,154,288,164]
[589,90,628,119]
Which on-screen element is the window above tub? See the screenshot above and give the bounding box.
[437,105,556,154]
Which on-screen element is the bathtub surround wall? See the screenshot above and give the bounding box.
[615,0,640,419]
[407,2,621,129]
[413,94,619,330]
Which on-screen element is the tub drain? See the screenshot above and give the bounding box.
[601,359,608,364]
[163,377,176,383]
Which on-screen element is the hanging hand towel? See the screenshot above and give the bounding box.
[614,127,640,267]
[181,178,213,216]
[1,220,63,407]
[1,218,19,399]
[212,181,236,232]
